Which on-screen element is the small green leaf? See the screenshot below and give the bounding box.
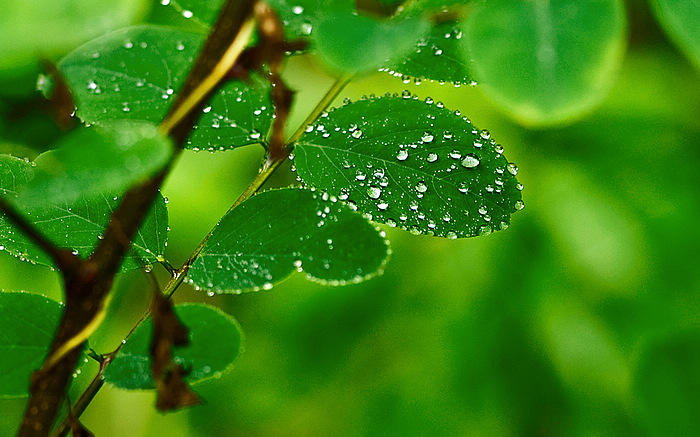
[267,0,354,40]
[294,94,523,238]
[463,0,627,125]
[55,25,273,150]
[187,188,390,294]
[0,154,168,270]
[0,292,63,398]
[386,21,474,85]
[17,120,172,207]
[104,303,244,390]
[634,331,700,436]
[313,12,431,74]
[652,0,700,72]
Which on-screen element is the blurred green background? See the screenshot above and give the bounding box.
[2,0,700,436]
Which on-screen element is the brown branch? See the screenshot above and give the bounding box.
[17,1,257,435]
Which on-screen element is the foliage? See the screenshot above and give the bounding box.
[1,0,700,436]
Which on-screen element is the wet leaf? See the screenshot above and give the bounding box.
[0,292,63,398]
[0,154,168,270]
[463,0,626,125]
[294,94,523,238]
[652,0,700,71]
[386,21,474,85]
[187,188,390,294]
[54,25,273,151]
[104,303,244,390]
[266,0,354,40]
[17,120,172,207]
[313,12,431,74]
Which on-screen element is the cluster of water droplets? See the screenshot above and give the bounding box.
[294,91,524,239]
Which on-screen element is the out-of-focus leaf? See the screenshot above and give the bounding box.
[463,0,627,126]
[267,0,354,40]
[652,0,700,71]
[18,121,172,207]
[104,303,244,390]
[54,25,273,151]
[0,154,168,270]
[187,188,390,294]
[0,0,146,83]
[294,94,523,239]
[0,292,62,398]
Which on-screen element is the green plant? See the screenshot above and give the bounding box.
[2,0,698,436]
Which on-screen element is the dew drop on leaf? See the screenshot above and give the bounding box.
[396,150,409,161]
[427,153,438,163]
[461,154,480,168]
[421,132,434,142]
[367,187,382,199]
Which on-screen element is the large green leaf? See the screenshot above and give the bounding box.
[187,187,390,294]
[294,94,523,239]
[104,303,244,390]
[652,0,700,72]
[634,331,700,436]
[313,12,431,74]
[463,0,626,126]
[54,25,273,151]
[0,0,146,83]
[0,292,63,398]
[0,154,168,270]
[18,120,172,207]
[384,21,474,86]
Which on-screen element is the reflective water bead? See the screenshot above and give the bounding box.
[367,187,382,199]
[397,150,409,161]
[427,153,438,163]
[461,154,480,168]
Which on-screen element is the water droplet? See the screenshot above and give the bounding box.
[516,183,524,191]
[367,187,382,199]
[182,9,193,18]
[352,130,363,139]
[480,130,491,140]
[478,206,488,215]
[377,202,389,210]
[415,182,428,193]
[402,90,411,99]
[443,131,453,139]
[506,162,519,175]
[446,231,458,240]
[427,153,438,163]
[121,103,130,112]
[373,168,385,178]
[176,42,185,51]
[301,20,313,35]
[292,5,304,14]
[449,150,461,159]
[478,225,492,236]
[515,200,525,210]
[250,130,261,139]
[425,97,434,104]
[355,170,366,181]
[461,154,480,168]
[397,150,409,161]
[421,132,434,143]
[458,182,468,193]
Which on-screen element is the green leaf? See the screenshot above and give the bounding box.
[652,0,700,72]
[0,0,146,82]
[634,331,700,436]
[187,187,390,294]
[463,0,627,126]
[313,12,431,74]
[0,154,168,270]
[104,303,244,390]
[293,94,523,238]
[266,0,354,40]
[385,21,474,86]
[0,292,63,398]
[17,121,172,207]
[54,25,273,151]
[151,0,224,32]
